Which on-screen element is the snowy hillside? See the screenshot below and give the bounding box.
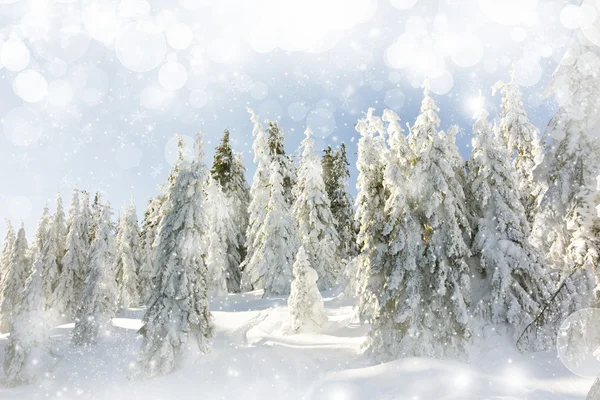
[0,291,592,400]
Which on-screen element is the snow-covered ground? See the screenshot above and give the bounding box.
[0,291,594,400]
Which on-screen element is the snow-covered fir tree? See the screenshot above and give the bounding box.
[0,225,29,333]
[404,88,472,359]
[206,177,238,295]
[3,261,49,387]
[531,28,600,313]
[323,144,357,260]
[114,201,141,309]
[210,129,250,292]
[288,245,327,333]
[354,108,388,320]
[293,128,340,290]
[267,120,295,206]
[138,195,162,304]
[246,157,298,297]
[137,133,213,378]
[493,75,544,224]
[0,220,15,286]
[241,109,272,291]
[79,191,93,247]
[30,205,50,260]
[362,109,421,361]
[468,99,551,343]
[51,188,87,319]
[72,204,118,346]
[38,208,64,314]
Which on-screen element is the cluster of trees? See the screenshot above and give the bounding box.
[0,25,597,388]
[0,109,355,384]
[353,26,599,363]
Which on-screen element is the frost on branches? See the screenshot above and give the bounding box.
[136,134,213,379]
[354,108,388,321]
[205,177,238,295]
[293,128,340,291]
[492,75,544,224]
[531,27,600,318]
[288,246,327,333]
[242,109,272,291]
[468,100,551,345]
[3,261,49,387]
[115,201,142,309]
[72,204,118,346]
[0,225,29,333]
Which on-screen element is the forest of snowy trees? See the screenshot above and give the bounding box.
[0,29,599,391]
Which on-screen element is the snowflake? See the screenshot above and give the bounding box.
[151,164,164,177]
[141,133,158,148]
[131,109,147,123]
[116,132,129,148]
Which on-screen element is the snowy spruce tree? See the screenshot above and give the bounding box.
[138,195,163,303]
[0,220,15,286]
[400,88,472,359]
[363,109,421,361]
[79,191,93,247]
[323,143,357,260]
[293,128,340,290]
[72,204,118,346]
[493,75,544,224]
[3,260,49,386]
[246,157,298,297]
[531,28,600,314]
[51,188,88,319]
[267,120,295,206]
[3,267,48,385]
[30,205,50,260]
[114,201,141,309]
[241,109,272,291]
[0,225,29,333]
[467,99,551,342]
[354,108,388,320]
[137,134,213,378]
[210,129,250,292]
[288,246,327,333]
[206,178,238,295]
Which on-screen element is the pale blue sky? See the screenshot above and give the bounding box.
[0,0,578,239]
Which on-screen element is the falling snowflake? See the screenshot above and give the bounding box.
[151,164,164,177]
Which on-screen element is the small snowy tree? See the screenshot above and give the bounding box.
[241,109,272,291]
[293,128,340,290]
[205,178,238,295]
[0,221,15,287]
[137,134,213,378]
[51,189,87,319]
[288,246,327,333]
[0,225,30,333]
[3,260,49,386]
[114,201,141,309]
[468,99,551,343]
[72,204,117,346]
[79,191,93,247]
[493,75,544,224]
